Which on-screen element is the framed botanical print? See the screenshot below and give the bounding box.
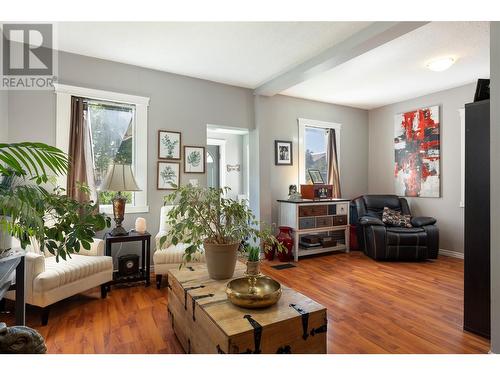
[157,161,180,190]
[184,146,205,174]
[275,140,293,165]
[158,130,181,160]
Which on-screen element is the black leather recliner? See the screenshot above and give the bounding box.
[353,195,439,260]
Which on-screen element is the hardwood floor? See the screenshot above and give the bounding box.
[263,252,489,354]
[2,281,183,354]
[1,252,490,354]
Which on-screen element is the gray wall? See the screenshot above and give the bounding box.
[6,51,370,258]
[3,50,482,256]
[8,91,55,144]
[368,83,476,253]
[255,94,369,227]
[0,90,8,142]
[7,51,255,257]
[490,21,500,354]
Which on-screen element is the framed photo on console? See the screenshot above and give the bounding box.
[158,130,181,160]
[308,169,325,184]
[275,140,293,165]
[157,161,180,190]
[184,146,206,174]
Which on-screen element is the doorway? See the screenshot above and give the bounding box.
[207,144,220,189]
[206,137,226,191]
[207,125,249,202]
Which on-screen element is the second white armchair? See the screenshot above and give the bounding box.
[153,205,205,288]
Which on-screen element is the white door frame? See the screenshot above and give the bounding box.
[207,138,227,191]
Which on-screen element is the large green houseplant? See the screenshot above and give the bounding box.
[160,185,283,279]
[0,142,110,260]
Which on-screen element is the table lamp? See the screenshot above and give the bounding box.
[100,163,141,236]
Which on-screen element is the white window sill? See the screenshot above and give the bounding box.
[99,205,150,214]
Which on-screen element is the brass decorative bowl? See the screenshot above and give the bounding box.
[226,276,282,309]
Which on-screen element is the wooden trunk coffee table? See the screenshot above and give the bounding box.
[167,262,327,354]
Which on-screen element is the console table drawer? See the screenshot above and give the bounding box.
[327,205,337,215]
[299,217,316,229]
[337,203,348,215]
[299,205,328,217]
[316,216,333,228]
[333,215,348,226]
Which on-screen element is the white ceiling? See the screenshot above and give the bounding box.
[55,21,489,110]
[282,22,490,109]
[56,22,371,88]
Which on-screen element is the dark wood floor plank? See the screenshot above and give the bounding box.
[0,252,489,353]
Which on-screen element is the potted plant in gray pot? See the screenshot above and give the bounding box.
[160,185,283,280]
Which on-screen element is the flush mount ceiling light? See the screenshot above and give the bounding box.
[426,57,456,72]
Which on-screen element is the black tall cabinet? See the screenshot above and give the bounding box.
[464,99,490,338]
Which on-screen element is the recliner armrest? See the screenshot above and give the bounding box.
[411,216,437,227]
[359,216,385,226]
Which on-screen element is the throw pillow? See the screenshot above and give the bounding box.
[382,207,412,228]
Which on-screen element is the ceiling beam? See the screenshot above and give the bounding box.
[254,21,429,96]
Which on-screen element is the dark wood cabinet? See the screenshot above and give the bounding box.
[464,99,490,338]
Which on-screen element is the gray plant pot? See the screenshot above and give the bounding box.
[203,241,240,280]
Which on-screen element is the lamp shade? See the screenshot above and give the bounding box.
[100,163,141,192]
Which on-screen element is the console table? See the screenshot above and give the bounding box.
[278,199,350,261]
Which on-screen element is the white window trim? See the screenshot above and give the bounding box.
[54,83,150,214]
[459,108,465,208]
[298,118,342,185]
[207,138,227,193]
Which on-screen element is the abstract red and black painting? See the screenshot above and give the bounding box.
[394,106,440,197]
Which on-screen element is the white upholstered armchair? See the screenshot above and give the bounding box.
[5,238,113,325]
[153,205,205,288]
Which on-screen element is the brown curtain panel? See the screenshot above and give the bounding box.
[67,96,90,203]
[327,129,341,198]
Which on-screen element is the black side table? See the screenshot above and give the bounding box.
[104,231,151,287]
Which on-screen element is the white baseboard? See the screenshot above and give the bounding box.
[439,248,464,259]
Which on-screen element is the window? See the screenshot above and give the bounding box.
[304,126,328,183]
[87,100,135,205]
[298,118,341,185]
[55,84,149,213]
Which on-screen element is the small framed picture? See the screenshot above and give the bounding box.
[158,130,181,160]
[184,146,205,174]
[157,161,180,190]
[275,140,293,166]
[308,169,325,184]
